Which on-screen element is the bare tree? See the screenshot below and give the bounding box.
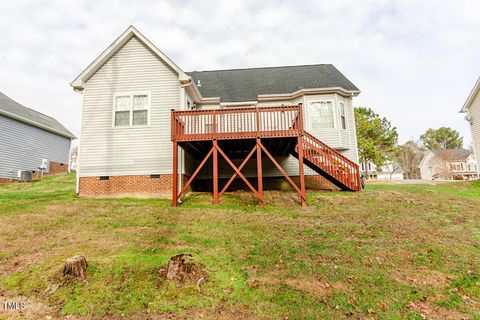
[387,162,402,180]
[429,157,453,180]
[395,141,425,179]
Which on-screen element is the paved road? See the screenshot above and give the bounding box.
[367,179,466,185]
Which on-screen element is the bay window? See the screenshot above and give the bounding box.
[310,101,335,129]
[339,101,347,130]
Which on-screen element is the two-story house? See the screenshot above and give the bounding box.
[71,26,362,205]
[419,149,478,180]
[361,161,405,180]
[460,77,480,176]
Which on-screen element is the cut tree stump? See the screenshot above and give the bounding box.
[158,254,207,284]
[63,255,87,279]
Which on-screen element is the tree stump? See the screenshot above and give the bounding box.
[158,254,207,284]
[63,255,87,279]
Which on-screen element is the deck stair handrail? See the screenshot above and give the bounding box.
[297,131,361,191]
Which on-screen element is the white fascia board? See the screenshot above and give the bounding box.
[257,87,360,102]
[460,77,480,113]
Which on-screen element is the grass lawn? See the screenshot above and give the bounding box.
[0,174,479,319]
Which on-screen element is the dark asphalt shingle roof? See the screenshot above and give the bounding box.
[187,64,359,102]
[433,149,472,161]
[0,92,75,138]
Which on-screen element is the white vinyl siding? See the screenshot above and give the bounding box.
[467,90,480,174]
[78,34,361,181]
[195,94,359,179]
[0,115,71,179]
[79,36,180,177]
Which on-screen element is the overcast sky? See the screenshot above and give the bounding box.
[1,0,479,145]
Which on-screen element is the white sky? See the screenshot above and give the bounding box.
[1,0,479,145]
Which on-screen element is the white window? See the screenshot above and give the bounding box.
[450,163,463,171]
[114,93,149,127]
[339,101,347,130]
[310,101,334,129]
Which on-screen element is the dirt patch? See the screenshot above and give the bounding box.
[408,299,469,320]
[392,268,453,290]
[315,194,359,206]
[0,294,55,320]
[243,275,347,301]
[223,190,303,207]
[370,190,427,205]
[284,278,334,299]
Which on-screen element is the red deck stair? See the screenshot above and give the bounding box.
[293,131,361,191]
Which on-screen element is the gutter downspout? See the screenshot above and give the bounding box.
[350,92,360,165]
[76,91,85,196]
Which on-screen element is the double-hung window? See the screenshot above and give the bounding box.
[310,101,335,129]
[114,93,149,127]
[339,101,347,130]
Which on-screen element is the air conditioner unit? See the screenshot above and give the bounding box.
[17,170,32,182]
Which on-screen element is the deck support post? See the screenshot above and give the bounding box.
[256,138,264,206]
[172,141,178,206]
[213,140,219,205]
[259,141,307,206]
[297,136,307,207]
[172,147,214,206]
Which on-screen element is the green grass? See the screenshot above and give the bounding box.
[0,174,479,319]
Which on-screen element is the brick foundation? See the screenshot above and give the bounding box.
[303,175,339,191]
[49,161,69,175]
[191,175,339,192]
[78,173,337,197]
[0,178,11,185]
[272,175,339,191]
[78,174,185,197]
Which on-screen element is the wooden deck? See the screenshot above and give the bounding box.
[171,105,303,142]
[171,105,361,207]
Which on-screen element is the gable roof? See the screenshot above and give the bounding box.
[0,92,75,139]
[187,64,360,102]
[432,148,472,161]
[460,76,480,112]
[71,26,189,90]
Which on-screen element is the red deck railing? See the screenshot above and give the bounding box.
[171,105,303,142]
[299,132,361,191]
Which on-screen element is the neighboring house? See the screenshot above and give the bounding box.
[419,149,478,180]
[0,92,75,183]
[71,26,361,204]
[361,161,404,180]
[460,77,480,176]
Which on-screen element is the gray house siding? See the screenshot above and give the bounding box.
[0,115,71,179]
